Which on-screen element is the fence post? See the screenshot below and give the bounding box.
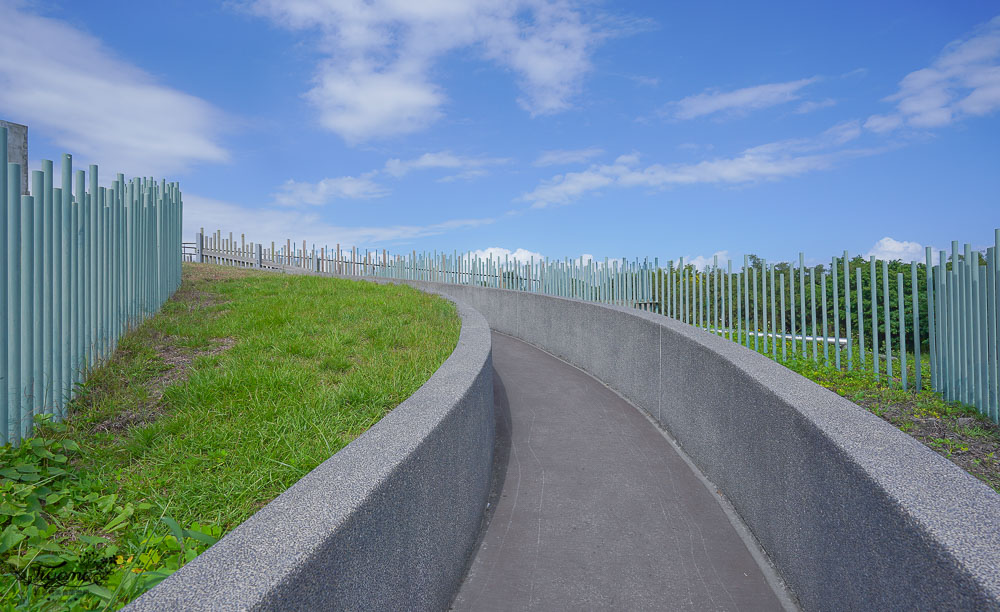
[256,244,262,269]
[196,231,204,263]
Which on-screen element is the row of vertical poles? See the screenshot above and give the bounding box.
[195,226,999,423]
[2,127,183,446]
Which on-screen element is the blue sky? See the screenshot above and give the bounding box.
[1,0,998,268]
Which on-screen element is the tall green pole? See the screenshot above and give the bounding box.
[60,153,72,412]
[898,272,907,391]
[780,273,787,361]
[20,194,34,438]
[911,262,921,391]
[0,130,6,444]
[856,268,865,368]
[811,267,818,361]
[883,259,893,384]
[43,161,54,412]
[8,164,22,444]
[31,172,43,419]
[799,253,806,357]
[844,251,852,370]
[871,257,879,381]
[833,259,840,370]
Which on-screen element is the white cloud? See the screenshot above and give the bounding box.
[533,147,604,166]
[273,172,389,206]
[183,193,493,248]
[668,77,819,120]
[684,250,730,272]
[865,237,927,263]
[522,122,871,207]
[383,151,508,178]
[866,15,1000,132]
[249,0,603,143]
[467,247,546,264]
[0,2,228,176]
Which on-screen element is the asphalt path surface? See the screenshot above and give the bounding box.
[451,332,792,611]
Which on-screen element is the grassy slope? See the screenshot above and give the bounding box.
[66,263,461,530]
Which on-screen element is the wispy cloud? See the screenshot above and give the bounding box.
[0,2,228,176]
[667,77,819,120]
[184,193,494,248]
[250,0,607,143]
[274,150,506,206]
[273,172,388,206]
[865,15,1000,132]
[522,121,870,207]
[533,147,604,167]
[794,98,836,114]
[383,151,508,178]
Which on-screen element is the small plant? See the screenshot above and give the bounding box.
[1,415,220,609]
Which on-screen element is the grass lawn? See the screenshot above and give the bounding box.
[1,263,460,609]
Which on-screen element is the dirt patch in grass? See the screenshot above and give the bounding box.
[91,337,236,435]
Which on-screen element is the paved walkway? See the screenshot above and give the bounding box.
[452,332,791,611]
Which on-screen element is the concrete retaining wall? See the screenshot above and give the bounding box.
[128,292,494,611]
[400,280,1000,612]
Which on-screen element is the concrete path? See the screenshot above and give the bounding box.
[451,332,792,611]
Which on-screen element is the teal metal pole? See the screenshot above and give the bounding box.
[761,259,768,354]
[727,261,733,341]
[31,172,43,419]
[769,263,776,359]
[0,130,6,444]
[926,248,937,392]
[833,259,841,370]
[898,272,907,391]
[856,268,865,367]
[790,262,797,354]
[844,252,852,370]
[20,194,34,438]
[8,164,22,444]
[911,262,921,391]
[811,267,818,361]
[977,265,987,413]
[43,161,54,412]
[780,273,786,361]
[871,257,879,380]
[883,259,893,384]
[988,245,998,421]
[736,270,743,345]
[822,272,829,365]
[752,266,759,352]
[60,155,72,412]
[799,253,806,357]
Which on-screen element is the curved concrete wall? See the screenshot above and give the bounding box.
[128,294,494,611]
[402,280,1000,612]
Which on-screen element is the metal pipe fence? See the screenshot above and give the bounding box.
[198,226,1000,424]
[2,127,183,445]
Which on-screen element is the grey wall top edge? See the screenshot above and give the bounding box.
[127,287,495,611]
[388,278,1000,612]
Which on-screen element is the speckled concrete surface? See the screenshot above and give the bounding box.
[399,280,1000,612]
[126,294,494,611]
[452,332,787,611]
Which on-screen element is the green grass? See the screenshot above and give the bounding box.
[69,264,459,529]
[1,263,460,608]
